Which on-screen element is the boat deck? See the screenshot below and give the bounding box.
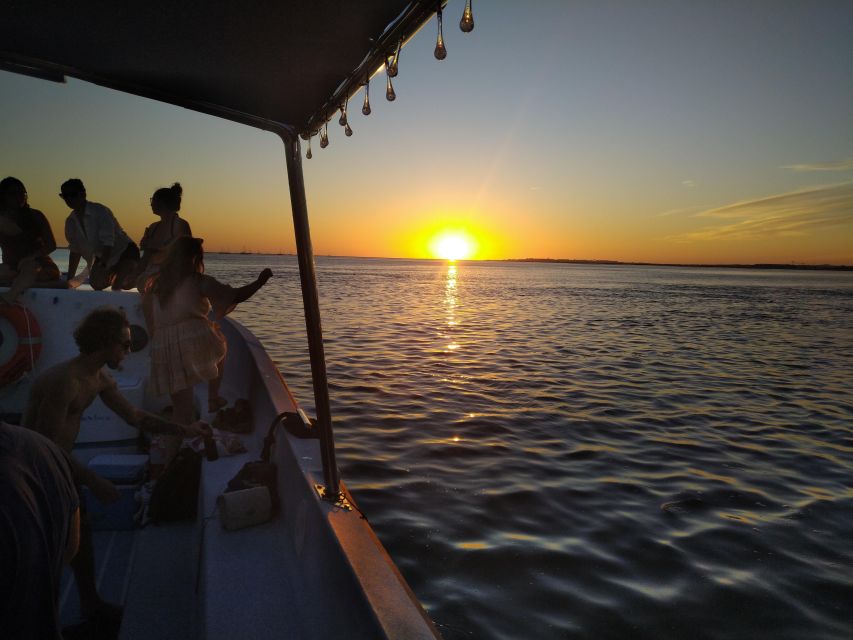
[60,530,136,629]
[59,521,200,638]
[18,289,439,640]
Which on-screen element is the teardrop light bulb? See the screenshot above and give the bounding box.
[387,39,401,77]
[306,136,313,159]
[460,0,474,33]
[339,99,348,126]
[434,8,447,60]
[320,122,329,148]
[386,74,396,101]
[362,81,371,115]
[345,123,353,137]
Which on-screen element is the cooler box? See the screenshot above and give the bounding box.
[84,454,148,530]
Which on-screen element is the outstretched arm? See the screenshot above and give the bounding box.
[100,379,210,438]
[200,269,272,318]
[231,268,273,305]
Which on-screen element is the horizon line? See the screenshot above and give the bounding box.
[51,246,852,270]
[207,252,853,270]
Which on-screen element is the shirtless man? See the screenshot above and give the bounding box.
[23,305,210,626]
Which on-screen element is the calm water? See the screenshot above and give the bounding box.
[203,256,853,640]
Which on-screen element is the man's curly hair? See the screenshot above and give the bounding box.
[73,307,129,354]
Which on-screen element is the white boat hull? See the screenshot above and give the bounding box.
[3,287,440,639]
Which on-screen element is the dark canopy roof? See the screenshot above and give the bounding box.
[0,1,439,136]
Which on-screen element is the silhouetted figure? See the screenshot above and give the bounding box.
[23,306,210,626]
[61,179,139,290]
[136,182,192,289]
[143,237,271,461]
[0,421,80,640]
[0,176,61,303]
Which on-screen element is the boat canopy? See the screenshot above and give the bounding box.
[1,1,442,137]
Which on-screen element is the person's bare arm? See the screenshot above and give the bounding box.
[99,379,210,438]
[34,210,57,256]
[234,268,272,304]
[67,251,82,280]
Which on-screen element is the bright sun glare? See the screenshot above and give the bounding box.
[431,231,474,261]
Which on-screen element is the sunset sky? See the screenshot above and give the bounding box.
[1,1,851,264]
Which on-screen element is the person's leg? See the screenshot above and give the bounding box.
[207,360,226,413]
[163,387,194,464]
[111,261,136,290]
[172,387,195,425]
[0,257,37,303]
[88,263,112,291]
[111,245,140,290]
[69,510,103,615]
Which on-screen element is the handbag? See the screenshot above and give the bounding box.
[221,411,315,519]
[148,446,202,523]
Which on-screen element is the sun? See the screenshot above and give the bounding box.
[430,231,475,261]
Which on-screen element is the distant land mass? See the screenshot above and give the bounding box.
[507,258,853,271]
[88,247,848,270]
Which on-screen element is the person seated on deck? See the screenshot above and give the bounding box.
[143,236,271,462]
[0,421,80,640]
[61,178,140,290]
[0,176,63,304]
[135,182,192,290]
[22,306,210,628]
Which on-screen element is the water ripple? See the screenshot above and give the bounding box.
[210,257,853,640]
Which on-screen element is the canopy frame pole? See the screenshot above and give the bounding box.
[280,132,340,499]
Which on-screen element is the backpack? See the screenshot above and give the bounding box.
[148,447,202,523]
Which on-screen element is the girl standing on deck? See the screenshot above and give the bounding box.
[143,236,271,461]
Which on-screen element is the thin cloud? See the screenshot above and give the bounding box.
[668,182,853,242]
[782,157,853,172]
[682,179,697,188]
[655,204,706,218]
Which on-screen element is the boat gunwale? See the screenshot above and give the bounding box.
[205,316,442,639]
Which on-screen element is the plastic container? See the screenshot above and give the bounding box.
[84,454,148,530]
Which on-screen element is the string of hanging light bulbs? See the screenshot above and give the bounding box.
[304,0,474,160]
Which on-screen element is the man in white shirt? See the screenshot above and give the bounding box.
[60,179,139,290]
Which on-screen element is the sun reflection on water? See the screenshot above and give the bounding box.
[444,264,460,352]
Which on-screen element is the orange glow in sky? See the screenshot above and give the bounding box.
[1,2,851,265]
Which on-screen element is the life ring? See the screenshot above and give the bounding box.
[0,305,42,386]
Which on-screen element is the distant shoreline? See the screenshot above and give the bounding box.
[208,252,853,271]
[505,258,853,272]
[55,247,849,271]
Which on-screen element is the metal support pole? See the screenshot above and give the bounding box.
[281,133,340,498]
